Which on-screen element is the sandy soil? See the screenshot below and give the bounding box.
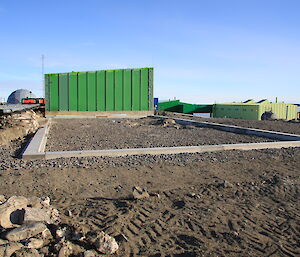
[46,117,273,152]
[0,115,299,256]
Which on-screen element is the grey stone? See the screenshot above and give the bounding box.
[132,186,150,199]
[26,238,44,249]
[94,231,119,254]
[0,196,28,228]
[5,222,47,242]
[23,208,51,224]
[0,242,23,257]
[14,248,41,257]
[84,250,100,257]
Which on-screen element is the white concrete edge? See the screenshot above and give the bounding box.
[22,120,50,159]
[44,141,300,159]
[22,116,300,160]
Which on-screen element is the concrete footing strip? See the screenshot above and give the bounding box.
[43,141,300,159]
[22,116,300,160]
[22,120,51,160]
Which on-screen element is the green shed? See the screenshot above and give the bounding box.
[45,68,154,117]
[212,99,297,120]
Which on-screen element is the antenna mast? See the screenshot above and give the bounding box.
[42,54,45,97]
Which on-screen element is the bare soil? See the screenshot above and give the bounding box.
[46,117,273,152]
[0,115,299,256]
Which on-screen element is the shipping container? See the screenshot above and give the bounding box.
[45,68,154,116]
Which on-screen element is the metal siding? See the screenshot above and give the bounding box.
[114,70,123,111]
[87,72,96,111]
[123,70,132,111]
[59,74,69,111]
[49,74,59,111]
[132,69,141,110]
[69,73,78,111]
[45,68,153,113]
[106,71,115,111]
[44,75,50,111]
[78,72,87,111]
[148,68,154,111]
[141,69,149,110]
[96,71,105,111]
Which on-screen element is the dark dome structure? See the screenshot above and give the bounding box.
[7,89,36,104]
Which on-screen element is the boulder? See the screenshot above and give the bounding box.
[14,248,41,257]
[94,231,119,254]
[23,208,51,224]
[132,186,150,199]
[0,242,23,257]
[5,222,47,242]
[0,196,28,228]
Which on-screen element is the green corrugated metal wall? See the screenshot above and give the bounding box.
[45,68,153,112]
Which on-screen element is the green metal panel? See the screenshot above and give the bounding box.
[141,69,149,110]
[148,68,154,111]
[44,75,50,111]
[87,72,96,111]
[106,71,114,111]
[59,74,69,111]
[114,70,123,111]
[132,69,141,111]
[49,74,59,111]
[46,67,153,112]
[96,71,105,111]
[123,70,132,111]
[78,72,87,111]
[69,73,78,111]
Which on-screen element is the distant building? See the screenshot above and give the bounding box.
[212,99,298,120]
[7,89,36,104]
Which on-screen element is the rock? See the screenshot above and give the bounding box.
[0,242,23,257]
[84,250,100,257]
[0,196,28,228]
[58,241,84,257]
[56,227,70,239]
[0,195,6,204]
[14,248,41,257]
[5,222,47,241]
[23,207,51,224]
[94,231,119,254]
[132,186,150,199]
[26,238,44,249]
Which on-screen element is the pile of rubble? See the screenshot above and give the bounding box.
[0,110,41,145]
[0,195,118,256]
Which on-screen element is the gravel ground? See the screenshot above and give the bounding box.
[0,115,299,256]
[164,112,300,134]
[45,117,273,152]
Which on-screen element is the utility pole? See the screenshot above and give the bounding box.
[42,54,45,97]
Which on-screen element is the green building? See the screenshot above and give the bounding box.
[45,68,154,117]
[212,99,298,120]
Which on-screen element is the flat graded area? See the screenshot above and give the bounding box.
[45,117,274,152]
[1,115,299,256]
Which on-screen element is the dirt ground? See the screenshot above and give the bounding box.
[46,117,273,152]
[0,115,299,256]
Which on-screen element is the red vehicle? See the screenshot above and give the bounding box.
[22,98,45,105]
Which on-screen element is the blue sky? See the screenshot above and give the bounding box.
[0,0,299,103]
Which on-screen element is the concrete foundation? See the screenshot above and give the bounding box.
[22,116,300,160]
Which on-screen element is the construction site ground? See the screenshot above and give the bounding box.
[45,117,273,152]
[0,114,299,256]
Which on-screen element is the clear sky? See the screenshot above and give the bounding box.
[0,0,299,103]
